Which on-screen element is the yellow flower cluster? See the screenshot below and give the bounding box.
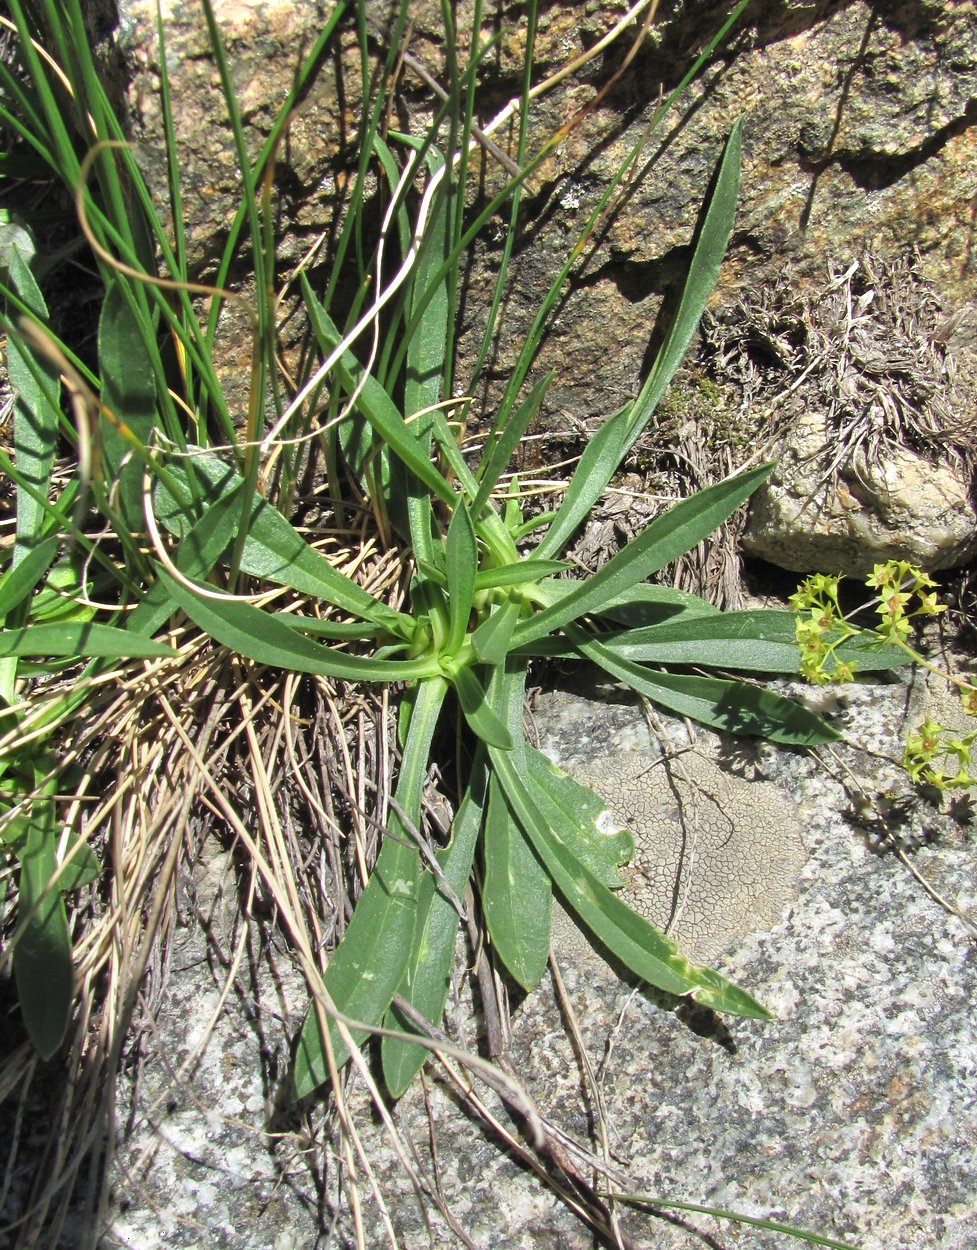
[792,560,977,794]
[788,571,857,685]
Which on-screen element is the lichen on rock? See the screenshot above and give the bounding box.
[533,681,809,967]
[574,746,807,966]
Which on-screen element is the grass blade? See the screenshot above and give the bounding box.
[297,296,456,509]
[613,1194,857,1250]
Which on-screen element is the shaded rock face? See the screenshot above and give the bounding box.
[121,0,350,268]
[115,0,977,433]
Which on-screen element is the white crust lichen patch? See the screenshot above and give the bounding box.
[570,747,807,966]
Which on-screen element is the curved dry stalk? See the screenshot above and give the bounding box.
[549,950,626,1250]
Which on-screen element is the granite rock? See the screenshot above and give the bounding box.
[102,662,977,1250]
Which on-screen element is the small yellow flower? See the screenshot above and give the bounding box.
[916,717,944,754]
[915,590,946,617]
[865,562,898,590]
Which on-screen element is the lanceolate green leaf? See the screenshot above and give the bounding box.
[574,629,840,746]
[294,676,448,1096]
[12,773,73,1059]
[594,582,720,627]
[234,496,407,630]
[534,406,630,561]
[445,501,477,655]
[401,146,452,559]
[428,409,490,519]
[55,833,100,892]
[516,465,773,646]
[473,559,570,591]
[471,599,520,665]
[599,610,821,673]
[381,748,485,1098]
[524,747,633,888]
[125,483,251,640]
[510,582,719,656]
[0,622,176,659]
[627,120,743,442]
[404,150,451,413]
[98,278,158,533]
[453,666,514,750]
[593,609,911,674]
[533,122,744,564]
[4,247,59,562]
[474,661,552,989]
[155,456,410,633]
[472,372,553,516]
[0,535,58,619]
[482,772,551,991]
[488,744,770,1020]
[159,572,438,682]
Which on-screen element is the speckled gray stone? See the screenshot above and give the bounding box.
[516,668,977,1250]
[102,664,977,1250]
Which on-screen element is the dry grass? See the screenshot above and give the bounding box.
[0,508,409,1244]
[704,251,977,484]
